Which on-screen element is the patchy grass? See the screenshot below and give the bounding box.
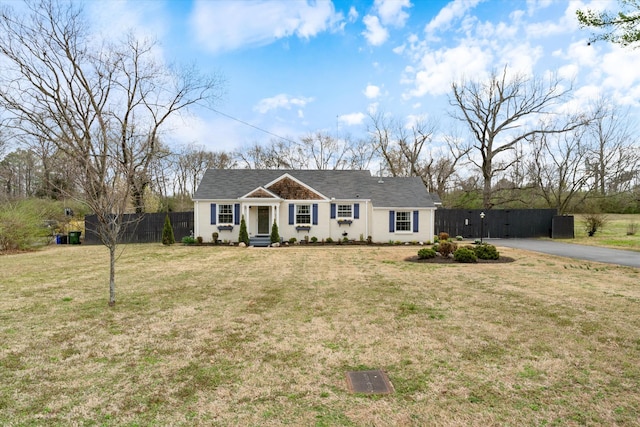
[0,244,639,426]
[570,213,640,252]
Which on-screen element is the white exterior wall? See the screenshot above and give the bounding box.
[370,208,436,244]
[194,200,240,242]
[194,199,435,244]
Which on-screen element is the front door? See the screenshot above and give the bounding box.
[258,206,270,234]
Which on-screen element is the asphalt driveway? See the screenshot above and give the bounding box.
[494,239,640,268]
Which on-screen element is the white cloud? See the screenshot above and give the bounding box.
[361,0,412,46]
[348,6,359,22]
[424,0,482,36]
[362,15,389,46]
[375,0,412,27]
[363,84,381,99]
[191,0,344,53]
[339,112,366,126]
[254,94,314,114]
[402,43,493,98]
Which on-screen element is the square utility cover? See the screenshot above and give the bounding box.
[346,370,394,394]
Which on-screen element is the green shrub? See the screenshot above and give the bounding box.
[238,215,249,245]
[289,237,297,244]
[181,236,196,245]
[270,221,280,243]
[310,236,318,243]
[0,199,51,251]
[437,241,457,257]
[161,214,175,245]
[456,235,463,241]
[326,237,334,243]
[474,243,499,260]
[417,248,436,259]
[454,247,477,263]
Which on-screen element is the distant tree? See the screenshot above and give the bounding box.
[238,215,249,245]
[527,128,593,214]
[577,0,640,48]
[298,132,351,170]
[162,214,175,245]
[584,98,639,195]
[450,66,588,209]
[235,139,300,169]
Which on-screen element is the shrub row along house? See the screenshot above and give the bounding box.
[192,169,438,246]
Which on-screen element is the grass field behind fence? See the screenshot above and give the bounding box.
[1,230,639,425]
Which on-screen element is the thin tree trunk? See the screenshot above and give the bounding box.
[109,245,116,306]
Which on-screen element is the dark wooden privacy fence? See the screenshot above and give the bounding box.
[85,209,568,244]
[435,209,560,239]
[84,211,194,245]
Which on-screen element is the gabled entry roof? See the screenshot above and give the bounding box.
[193,169,436,208]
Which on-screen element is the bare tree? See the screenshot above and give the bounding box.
[527,129,593,214]
[450,66,587,209]
[344,135,377,171]
[297,132,351,170]
[585,99,639,195]
[234,139,301,169]
[0,0,224,306]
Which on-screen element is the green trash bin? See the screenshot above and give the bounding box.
[68,231,82,244]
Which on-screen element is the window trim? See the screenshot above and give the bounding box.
[218,203,234,224]
[395,210,412,232]
[336,204,353,219]
[296,204,311,225]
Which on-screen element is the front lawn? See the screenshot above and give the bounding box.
[1,244,638,425]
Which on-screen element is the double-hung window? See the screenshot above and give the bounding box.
[337,204,352,218]
[395,211,411,231]
[296,204,311,224]
[218,204,233,224]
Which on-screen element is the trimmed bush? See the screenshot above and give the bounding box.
[437,241,457,257]
[438,232,450,241]
[474,243,500,260]
[289,237,297,244]
[326,237,334,243]
[310,236,318,243]
[161,214,175,245]
[454,247,477,263]
[417,248,436,259]
[211,232,219,244]
[238,215,249,245]
[270,221,280,244]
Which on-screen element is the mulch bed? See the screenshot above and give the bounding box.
[405,255,516,264]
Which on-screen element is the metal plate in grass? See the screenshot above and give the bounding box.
[346,370,394,394]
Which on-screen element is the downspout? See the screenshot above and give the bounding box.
[193,201,199,238]
[365,200,369,241]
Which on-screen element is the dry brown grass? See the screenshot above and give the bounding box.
[1,243,639,426]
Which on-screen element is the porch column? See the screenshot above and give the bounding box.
[244,204,250,235]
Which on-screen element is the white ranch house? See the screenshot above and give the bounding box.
[192,169,437,245]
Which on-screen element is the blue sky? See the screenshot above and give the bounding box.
[84,0,640,153]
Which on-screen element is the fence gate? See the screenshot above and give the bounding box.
[434,209,558,239]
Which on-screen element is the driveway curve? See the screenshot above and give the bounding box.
[494,239,640,269]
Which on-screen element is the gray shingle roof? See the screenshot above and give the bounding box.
[193,169,435,208]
